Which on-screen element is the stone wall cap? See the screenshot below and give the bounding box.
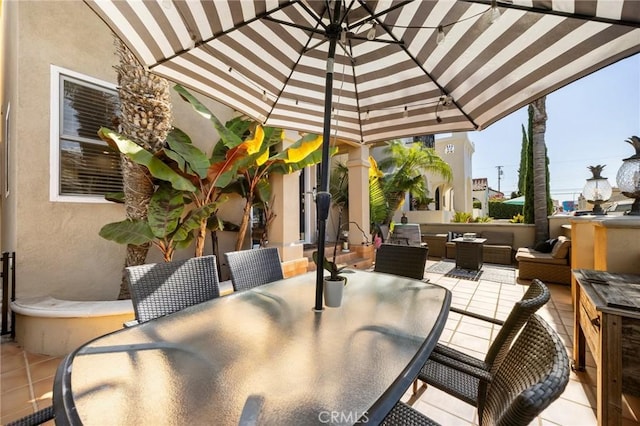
[11,296,133,318]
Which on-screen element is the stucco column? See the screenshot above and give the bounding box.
[346,145,370,247]
[269,172,303,262]
[268,131,304,269]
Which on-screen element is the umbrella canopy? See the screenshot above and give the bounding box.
[504,195,525,205]
[86,0,639,145]
[86,0,640,310]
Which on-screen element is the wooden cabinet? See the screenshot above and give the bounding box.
[573,270,640,425]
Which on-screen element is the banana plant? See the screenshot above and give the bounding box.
[98,124,231,258]
[100,84,331,259]
[100,183,217,261]
[221,119,331,250]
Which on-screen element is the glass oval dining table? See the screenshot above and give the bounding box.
[53,270,451,425]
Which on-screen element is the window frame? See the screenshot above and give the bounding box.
[49,65,122,203]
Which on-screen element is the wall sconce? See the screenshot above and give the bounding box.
[583,165,612,215]
[615,136,640,216]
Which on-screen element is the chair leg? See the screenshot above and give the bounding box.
[407,380,428,406]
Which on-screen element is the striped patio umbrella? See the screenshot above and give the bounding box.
[86,0,640,310]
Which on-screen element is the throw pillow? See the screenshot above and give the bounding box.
[551,236,571,259]
[534,240,553,253]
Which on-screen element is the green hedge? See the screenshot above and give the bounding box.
[489,201,523,219]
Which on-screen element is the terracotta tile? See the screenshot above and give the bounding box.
[1,367,30,394]
[25,352,55,365]
[32,377,54,405]
[1,352,26,374]
[0,384,34,416]
[1,341,23,356]
[28,357,62,383]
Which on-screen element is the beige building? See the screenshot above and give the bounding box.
[391,133,475,224]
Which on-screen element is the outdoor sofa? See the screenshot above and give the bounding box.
[515,236,571,285]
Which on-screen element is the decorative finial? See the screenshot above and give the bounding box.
[625,136,640,159]
[587,165,606,179]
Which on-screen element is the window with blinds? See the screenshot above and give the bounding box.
[58,75,122,197]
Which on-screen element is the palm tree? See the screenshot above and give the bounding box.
[114,38,172,299]
[377,141,452,223]
[531,97,550,243]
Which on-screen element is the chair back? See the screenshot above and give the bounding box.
[374,244,429,280]
[378,224,391,243]
[391,223,423,246]
[225,247,284,292]
[481,314,570,426]
[483,279,550,371]
[126,255,220,323]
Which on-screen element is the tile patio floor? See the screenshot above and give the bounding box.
[1,260,639,425]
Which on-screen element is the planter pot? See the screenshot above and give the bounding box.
[324,278,346,308]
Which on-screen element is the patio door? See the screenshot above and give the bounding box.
[299,167,317,244]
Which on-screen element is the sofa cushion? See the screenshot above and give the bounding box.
[481,230,513,246]
[550,236,571,259]
[516,248,569,265]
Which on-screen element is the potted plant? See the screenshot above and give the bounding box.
[312,251,350,308]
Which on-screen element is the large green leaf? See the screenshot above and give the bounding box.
[104,192,125,203]
[225,117,252,138]
[174,85,244,150]
[174,232,195,250]
[98,128,196,192]
[172,203,217,242]
[255,179,271,204]
[99,219,154,245]
[148,184,185,238]
[369,174,389,226]
[166,128,210,179]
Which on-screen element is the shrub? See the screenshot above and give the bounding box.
[509,213,525,223]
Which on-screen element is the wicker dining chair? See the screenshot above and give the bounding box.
[384,314,570,425]
[125,255,220,324]
[225,247,284,292]
[373,244,429,280]
[413,279,550,409]
[6,406,55,426]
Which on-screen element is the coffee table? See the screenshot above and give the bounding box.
[452,237,487,271]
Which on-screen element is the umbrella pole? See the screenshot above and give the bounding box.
[314,4,342,312]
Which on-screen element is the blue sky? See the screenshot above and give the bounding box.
[467,53,640,204]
